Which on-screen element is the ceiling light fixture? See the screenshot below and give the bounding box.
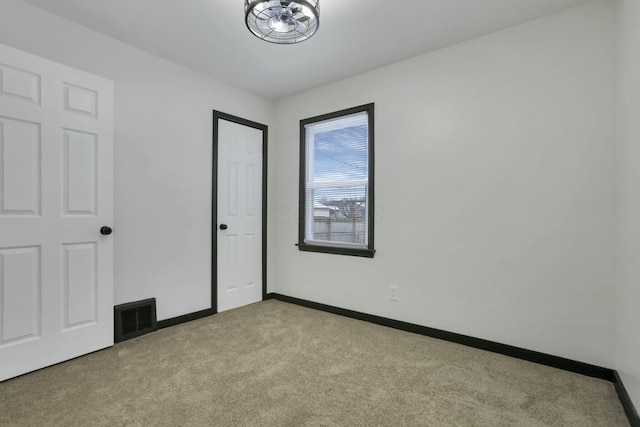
[245,0,320,44]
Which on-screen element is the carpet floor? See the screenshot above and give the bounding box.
[0,300,629,426]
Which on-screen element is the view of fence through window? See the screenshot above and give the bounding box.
[305,112,369,246]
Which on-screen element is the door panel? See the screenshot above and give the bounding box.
[63,129,97,215]
[63,83,97,117]
[0,117,41,214]
[0,246,40,344]
[0,63,40,104]
[63,243,97,329]
[0,43,113,382]
[216,118,264,312]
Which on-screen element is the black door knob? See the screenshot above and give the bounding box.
[219,224,228,230]
[100,226,113,235]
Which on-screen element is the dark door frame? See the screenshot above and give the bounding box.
[157,111,268,329]
[211,110,268,313]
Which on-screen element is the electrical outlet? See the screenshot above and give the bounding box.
[389,285,399,301]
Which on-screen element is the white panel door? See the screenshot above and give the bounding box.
[217,119,262,312]
[0,43,113,382]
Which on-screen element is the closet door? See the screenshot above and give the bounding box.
[0,43,114,382]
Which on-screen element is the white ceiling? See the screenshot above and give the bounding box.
[23,0,592,99]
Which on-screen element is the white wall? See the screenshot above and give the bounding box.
[616,0,640,409]
[0,0,274,320]
[0,0,624,374]
[273,0,617,367]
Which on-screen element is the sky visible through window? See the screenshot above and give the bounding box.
[313,125,368,181]
[312,124,368,205]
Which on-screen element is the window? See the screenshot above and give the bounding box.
[298,103,375,257]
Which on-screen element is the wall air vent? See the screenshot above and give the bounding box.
[114,298,158,342]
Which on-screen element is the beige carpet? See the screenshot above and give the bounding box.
[0,300,629,426]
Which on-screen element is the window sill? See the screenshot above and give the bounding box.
[296,243,375,258]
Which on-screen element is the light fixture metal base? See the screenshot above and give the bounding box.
[245,0,320,45]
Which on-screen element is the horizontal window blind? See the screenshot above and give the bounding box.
[304,111,369,247]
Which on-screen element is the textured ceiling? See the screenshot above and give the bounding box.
[23,0,593,99]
